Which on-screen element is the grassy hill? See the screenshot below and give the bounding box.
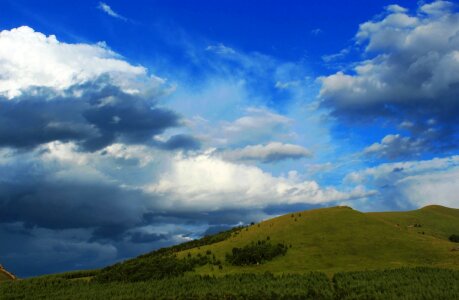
[2,205,459,299]
[91,205,459,282]
[178,205,459,276]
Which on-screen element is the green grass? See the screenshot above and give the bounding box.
[177,205,459,276]
[2,268,459,299]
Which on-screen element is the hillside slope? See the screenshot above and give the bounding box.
[94,205,459,282]
[0,264,17,282]
[180,205,459,275]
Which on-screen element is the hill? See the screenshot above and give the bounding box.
[185,205,459,275]
[2,205,459,299]
[0,264,17,282]
[95,205,459,281]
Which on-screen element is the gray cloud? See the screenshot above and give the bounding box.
[363,134,424,159]
[320,1,459,156]
[160,134,201,151]
[0,176,148,232]
[0,80,200,152]
[129,232,167,244]
[219,142,312,163]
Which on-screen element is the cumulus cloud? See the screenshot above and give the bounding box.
[219,142,312,163]
[147,153,374,211]
[98,2,127,21]
[0,26,145,98]
[345,155,459,209]
[320,1,459,155]
[0,26,201,152]
[0,82,190,151]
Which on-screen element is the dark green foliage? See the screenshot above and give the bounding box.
[0,273,333,300]
[225,240,288,266]
[95,254,210,283]
[92,225,244,283]
[333,267,459,300]
[449,234,459,243]
[3,268,459,299]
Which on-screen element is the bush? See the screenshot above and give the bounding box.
[449,234,459,243]
[225,240,288,266]
[95,255,210,283]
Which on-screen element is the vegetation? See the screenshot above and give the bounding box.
[226,240,288,266]
[333,267,459,300]
[449,234,459,243]
[174,205,459,277]
[3,268,459,299]
[90,225,242,282]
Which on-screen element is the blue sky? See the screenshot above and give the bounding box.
[1,0,459,277]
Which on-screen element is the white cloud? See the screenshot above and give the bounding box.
[102,143,156,167]
[319,1,459,155]
[0,26,147,98]
[345,155,459,208]
[386,4,408,13]
[219,142,312,163]
[419,1,455,15]
[147,153,374,211]
[219,107,294,145]
[98,2,127,21]
[320,1,459,104]
[396,167,459,208]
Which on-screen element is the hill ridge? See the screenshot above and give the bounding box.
[0,264,17,281]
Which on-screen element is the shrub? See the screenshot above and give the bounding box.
[449,234,459,243]
[225,240,288,266]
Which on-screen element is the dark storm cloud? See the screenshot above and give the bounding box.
[160,134,201,151]
[0,80,199,151]
[129,232,167,244]
[320,2,459,158]
[0,179,148,231]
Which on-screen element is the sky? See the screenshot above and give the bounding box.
[1,0,459,277]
